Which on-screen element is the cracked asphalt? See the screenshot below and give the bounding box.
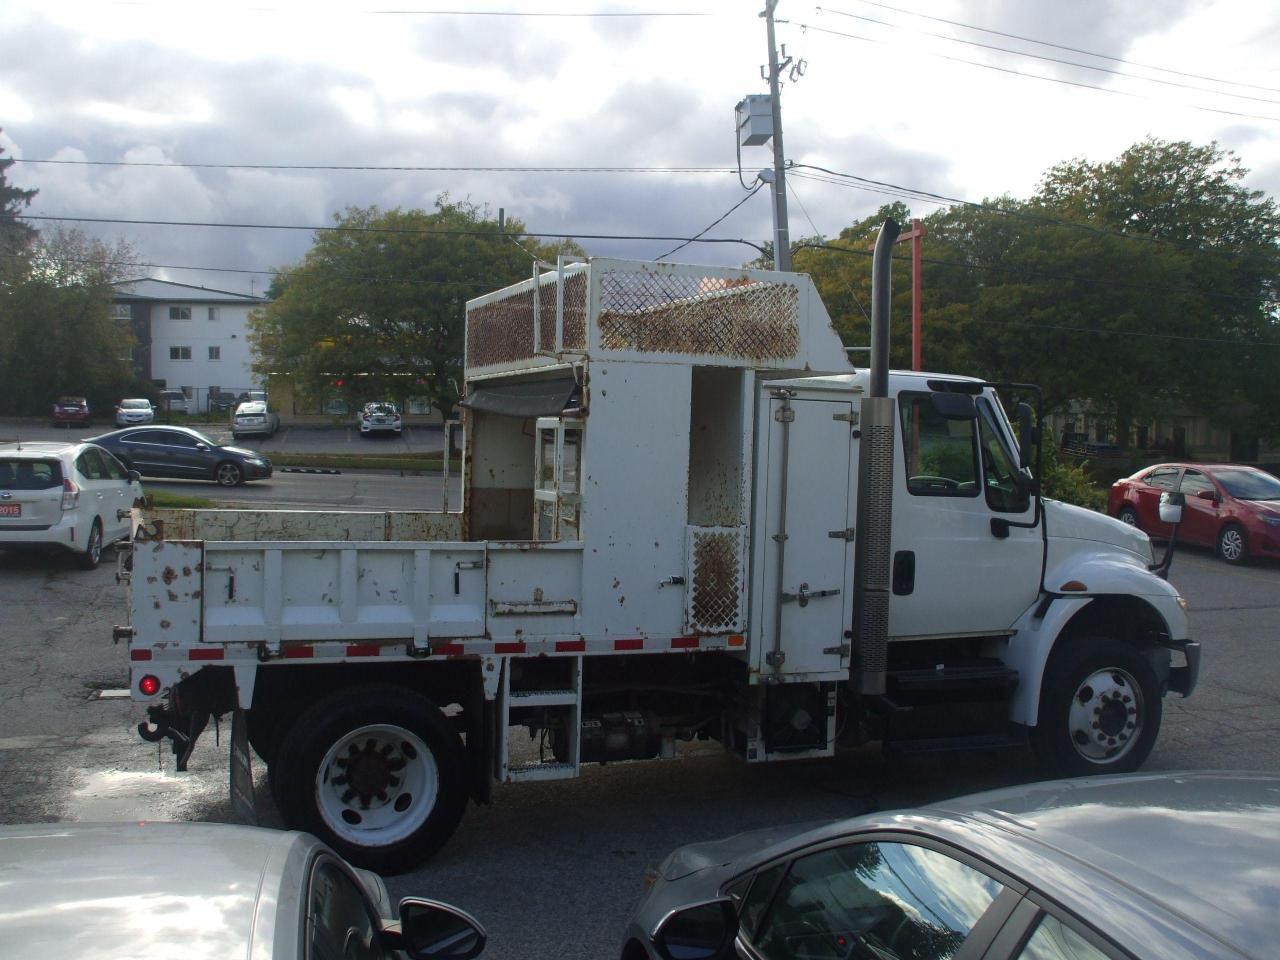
[0,540,1275,959]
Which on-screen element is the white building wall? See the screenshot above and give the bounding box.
[149,302,259,409]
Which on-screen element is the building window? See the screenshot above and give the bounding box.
[112,303,132,320]
[169,346,192,361]
[208,346,221,360]
[208,307,220,322]
[169,306,192,320]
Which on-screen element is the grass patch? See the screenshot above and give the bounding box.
[260,451,462,473]
[145,489,217,509]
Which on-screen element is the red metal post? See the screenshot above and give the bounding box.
[894,219,927,371]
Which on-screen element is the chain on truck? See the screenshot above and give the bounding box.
[116,220,1199,874]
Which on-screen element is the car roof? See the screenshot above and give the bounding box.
[237,401,267,411]
[0,822,318,959]
[0,441,85,458]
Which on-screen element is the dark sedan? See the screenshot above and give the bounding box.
[90,425,272,486]
[1109,462,1280,563]
[625,771,1280,960]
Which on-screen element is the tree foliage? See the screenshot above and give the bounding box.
[0,130,38,264]
[0,228,139,415]
[250,198,580,419]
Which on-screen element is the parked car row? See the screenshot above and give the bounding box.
[46,391,272,426]
[1108,461,1280,563]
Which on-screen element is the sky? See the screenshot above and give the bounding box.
[2,0,1278,297]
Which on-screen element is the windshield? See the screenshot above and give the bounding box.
[1216,469,1280,501]
[121,399,150,409]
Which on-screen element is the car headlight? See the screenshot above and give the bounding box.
[1176,596,1189,610]
[244,457,265,466]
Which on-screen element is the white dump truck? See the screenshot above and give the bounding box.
[120,225,1198,872]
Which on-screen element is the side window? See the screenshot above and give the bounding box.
[160,431,197,448]
[95,447,128,480]
[1143,469,1178,490]
[750,841,1004,960]
[1016,912,1114,960]
[899,394,980,497]
[76,450,106,481]
[1178,470,1215,498]
[126,430,161,445]
[738,861,787,939]
[308,859,391,960]
[977,399,1031,514]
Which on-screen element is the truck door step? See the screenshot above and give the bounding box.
[884,730,1027,756]
[505,761,578,783]
[887,662,1019,700]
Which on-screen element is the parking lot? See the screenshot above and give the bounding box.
[0,531,1275,959]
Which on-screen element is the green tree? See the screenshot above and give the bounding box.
[0,228,138,415]
[250,198,581,420]
[0,130,38,262]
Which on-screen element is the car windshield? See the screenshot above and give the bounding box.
[121,399,150,409]
[367,403,396,414]
[1215,469,1280,501]
[0,458,64,490]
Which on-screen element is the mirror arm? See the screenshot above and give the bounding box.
[378,922,407,952]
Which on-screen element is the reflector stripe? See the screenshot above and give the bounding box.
[672,636,699,649]
[433,643,464,656]
[189,649,224,661]
[345,644,381,657]
[283,646,315,659]
[495,642,525,654]
[130,649,153,661]
[614,638,644,651]
[556,639,586,653]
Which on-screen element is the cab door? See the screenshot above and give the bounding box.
[888,392,1042,639]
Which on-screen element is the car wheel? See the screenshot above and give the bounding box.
[1032,635,1162,777]
[215,462,243,486]
[77,519,103,571]
[1117,506,1140,529]
[1217,524,1247,564]
[273,684,468,874]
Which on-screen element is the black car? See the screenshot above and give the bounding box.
[89,426,272,486]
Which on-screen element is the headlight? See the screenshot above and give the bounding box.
[244,457,265,466]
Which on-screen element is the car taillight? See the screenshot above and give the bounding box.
[61,478,79,511]
[138,675,161,697]
[363,414,370,421]
[393,414,401,421]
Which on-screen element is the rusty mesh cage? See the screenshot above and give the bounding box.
[466,271,588,369]
[598,270,800,360]
[686,526,747,634]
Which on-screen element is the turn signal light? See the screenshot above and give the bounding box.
[138,675,161,697]
[60,478,79,511]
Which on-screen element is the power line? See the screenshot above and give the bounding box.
[784,21,1280,124]
[786,178,870,323]
[820,0,1280,95]
[107,2,712,16]
[15,213,768,254]
[655,182,765,261]
[12,159,737,174]
[817,7,1280,106]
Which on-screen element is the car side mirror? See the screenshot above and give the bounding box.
[127,470,141,482]
[394,898,486,960]
[652,898,739,960]
[929,391,977,421]
[196,443,209,450]
[1159,490,1184,526]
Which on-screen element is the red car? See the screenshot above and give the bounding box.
[1109,462,1280,564]
[51,396,92,427]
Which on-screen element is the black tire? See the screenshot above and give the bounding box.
[215,461,243,486]
[272,683,468,874]
[1217,524,1247,565]
[1032,635,1162,777]
[1117,505,1140,529]
[77,519,103,571]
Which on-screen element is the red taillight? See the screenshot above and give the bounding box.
[393,414,401,422]
[61,478,79,511]
[362,414,370,421]
[138,675,161,697]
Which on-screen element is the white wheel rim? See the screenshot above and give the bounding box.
[1068,667,1144,763]
[316,723,439,846]
[1119,510,1137,526]
[89,527,101,562]
[1221,529,1243,561]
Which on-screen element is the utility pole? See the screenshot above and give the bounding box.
[761,0,791,271]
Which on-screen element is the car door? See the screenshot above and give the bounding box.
[1176,468,1220,548]
[92,446,134,542]
[155,430,207,478]
[73,448,111,529]
[735,836,1020,960]
[118,429,170,476]
[1133,467,1180,533]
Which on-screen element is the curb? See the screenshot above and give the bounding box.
[281,467,342,475]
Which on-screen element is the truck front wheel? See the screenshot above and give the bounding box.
[1032,635,1162,777]
[273,684,468,874]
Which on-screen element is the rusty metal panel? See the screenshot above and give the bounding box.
[685,526,748,634]
[131,541,204,645]
[485,543,583,641]
[385,511,463,541]
[136,507,462,543]
[466,271,587,370]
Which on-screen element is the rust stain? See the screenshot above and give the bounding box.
[162,567,177,585]
[192,590,201,599]
[612,578,620,589]
[153,600,161,610]
[533,587,544,602]
[618,595,626,605]
[146,576,157,584]
[160,620,171,629]
[182,566,192,577]
[167,590,178,602]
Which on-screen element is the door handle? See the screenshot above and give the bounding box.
[892,551,915,595]
[780,582,840,607]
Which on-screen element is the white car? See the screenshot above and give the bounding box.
[232,401,280,440]
[358,401,402,436]
[114,397,156,426]
[0,441,141,569]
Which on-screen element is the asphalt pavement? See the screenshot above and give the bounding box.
[0,535,1275,959]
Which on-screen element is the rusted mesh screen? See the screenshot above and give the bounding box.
[598,271,799,360]
[466,272,588,369]
[688,526,746,634]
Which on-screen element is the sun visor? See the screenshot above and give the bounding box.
[460,378,580,418]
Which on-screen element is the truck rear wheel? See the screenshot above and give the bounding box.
[1032,635,1161,777]
[272,684,468,874]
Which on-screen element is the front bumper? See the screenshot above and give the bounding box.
[240,460,273,480]
[1164,639,1201,697]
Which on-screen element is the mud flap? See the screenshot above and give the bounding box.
[231,708,258,825]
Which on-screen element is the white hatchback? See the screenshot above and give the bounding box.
[0,441,142,569]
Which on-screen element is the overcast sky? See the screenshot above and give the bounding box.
[2,0,1278,296]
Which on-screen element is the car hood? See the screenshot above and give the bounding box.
[1240,499,1280,519]
[1045,499,1150,560]
[222,446,263,458]
[660,820,833,881]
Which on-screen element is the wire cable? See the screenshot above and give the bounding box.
[785,178,870,323]
[654,182,766,260]
[12,158,738,174]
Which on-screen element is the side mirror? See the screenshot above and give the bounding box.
[127,470,141,482]
[1159,490,1184,526]
[1015,401,1036,471]
[196,443,209,451]
[929,391,977,421]
[395,898,486,960]
[652,898,739,960]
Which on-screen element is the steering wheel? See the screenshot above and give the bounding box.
[909,475,959,492]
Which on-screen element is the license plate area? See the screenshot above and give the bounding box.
[0,504,21,517]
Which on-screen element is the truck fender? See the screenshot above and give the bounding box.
[1004,595,1093,727]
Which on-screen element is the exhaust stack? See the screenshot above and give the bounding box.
[851,218,900,696]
